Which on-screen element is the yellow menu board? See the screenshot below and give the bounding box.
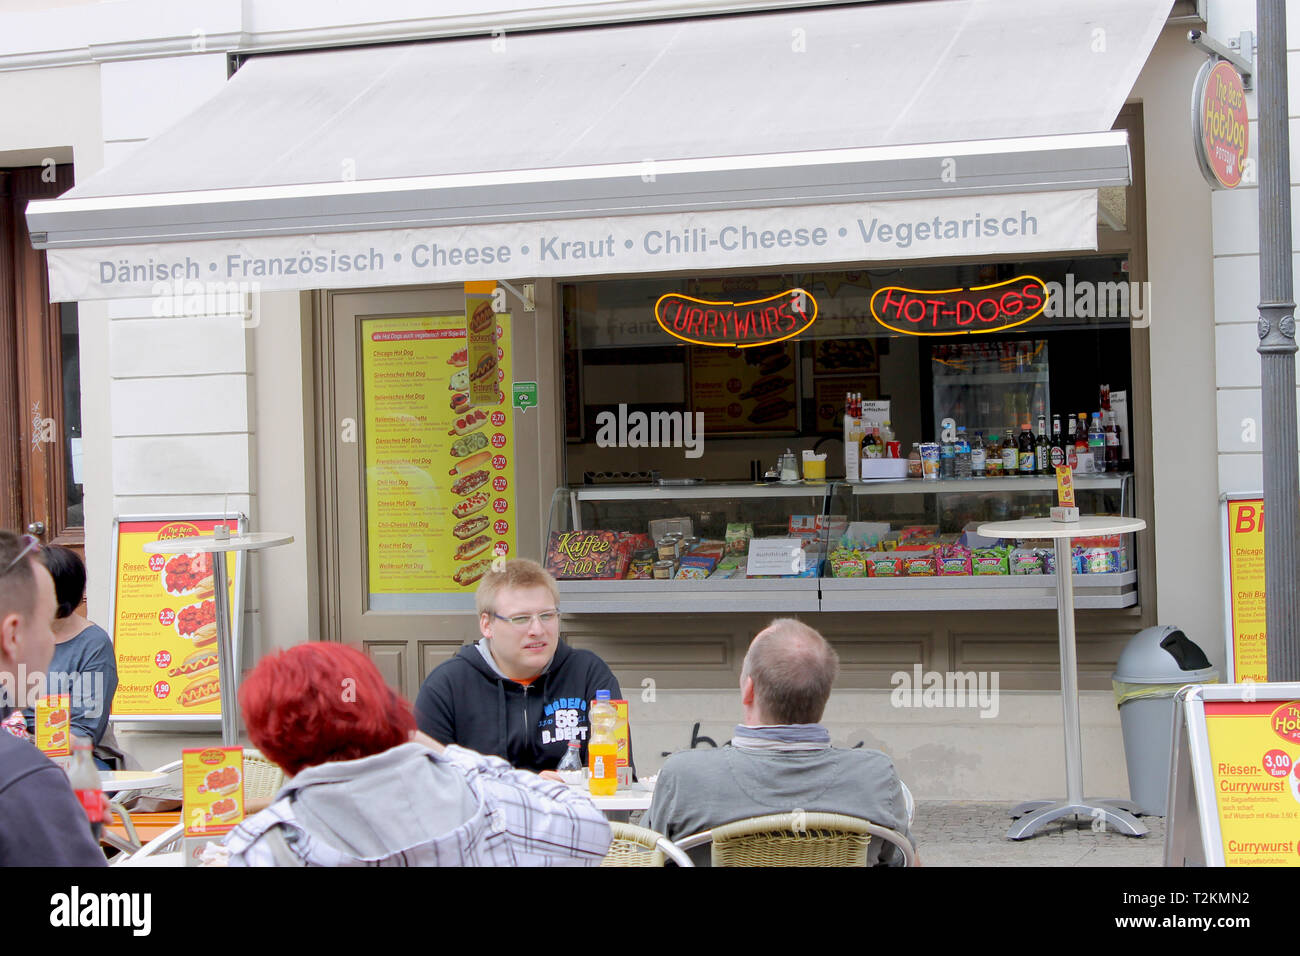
[1224,497,1266,682]
[362,313,516,606]
[1204,699,1300,866]
[35,693,71,756]
[689,342,798,434]
[183,746,245,837]
[111,519,236,718]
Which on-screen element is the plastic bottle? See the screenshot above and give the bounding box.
[68,735,104,842]
[970,431,987,477]
[940,433,956,478]
[557,740,583,774]
[955,426,971,478]
[907,442,922,479]
[588,691,619,796]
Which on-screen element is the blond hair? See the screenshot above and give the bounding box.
[475,558,560,616]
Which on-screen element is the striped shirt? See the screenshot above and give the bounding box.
[224,744,611,867]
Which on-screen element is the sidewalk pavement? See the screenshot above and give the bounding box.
[913,801,1165,866]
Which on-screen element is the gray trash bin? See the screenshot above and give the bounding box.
[1112,625,1218,816]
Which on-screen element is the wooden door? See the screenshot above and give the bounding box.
[0,165,84,568]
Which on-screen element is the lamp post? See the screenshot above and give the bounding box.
[1256,1,1300,681]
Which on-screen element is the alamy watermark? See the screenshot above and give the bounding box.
[0,666,107,718]
[594,404,705,459]
[890,665,1000,719]
[149,279,262,327]
[1044,274,1152,329]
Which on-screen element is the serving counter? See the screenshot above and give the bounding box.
[546,475,1137,613]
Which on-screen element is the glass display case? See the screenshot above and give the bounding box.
[545,474,1138,613]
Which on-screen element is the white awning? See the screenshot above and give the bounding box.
[29,0,1173,300]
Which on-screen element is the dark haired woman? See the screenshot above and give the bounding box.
[24,545,117,768]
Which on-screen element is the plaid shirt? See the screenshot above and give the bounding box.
[224,745,610,867]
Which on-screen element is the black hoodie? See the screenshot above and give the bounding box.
[414,640,631,774]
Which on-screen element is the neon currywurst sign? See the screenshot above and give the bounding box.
[870,275,1047,336]
[655,289,817,347]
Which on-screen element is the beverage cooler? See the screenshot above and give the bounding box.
[929,339,1050,441]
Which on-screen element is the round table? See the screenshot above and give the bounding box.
[99,770,171,794]
[144,531,294,745]
[567,782,654,817]
[977,515,1148,841]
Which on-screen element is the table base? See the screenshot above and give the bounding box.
[1006,798,1148,840]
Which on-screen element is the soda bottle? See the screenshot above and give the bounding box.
[970,431,987,477]
[68,735,104,843]
[955,426,971,478]
[588,690,619,796]
[557,740,583,775]
[1017,424,1035,475]
[1001,428,1018,475]
[1075,414,1089,461]
[1065,415,1079,470]
[907,442,922,478]
[1104,408,1121,472]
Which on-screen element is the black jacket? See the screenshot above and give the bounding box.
[414,640,631,773]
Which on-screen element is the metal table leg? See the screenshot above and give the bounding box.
[1006,538,1147,840]
[210,550,239,746]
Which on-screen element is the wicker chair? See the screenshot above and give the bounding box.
[600,822,695,867]
[241,750,288,800]
[675,812,916,867]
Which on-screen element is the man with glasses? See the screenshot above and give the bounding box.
[0,532,106,865]
[415,558,629,774]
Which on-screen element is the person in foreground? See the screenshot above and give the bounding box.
[415,558,631,773]
[0,531,106,866]
[23,546,118,766]
[224,642,611,866]
[645,617,916,867]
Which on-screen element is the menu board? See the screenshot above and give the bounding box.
[110,518,238,719]
[1224,496,1266,681]
[182,746,245,867]
[689,342,798,434]
[362,313,516,610]
[1203,699,1300,866]
[35,693,71,757]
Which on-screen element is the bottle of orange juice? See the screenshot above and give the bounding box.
[588,690,619,796]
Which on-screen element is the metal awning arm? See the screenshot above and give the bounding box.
[1189,29,1254,90]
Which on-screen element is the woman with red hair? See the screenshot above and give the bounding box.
[224,643,610,866]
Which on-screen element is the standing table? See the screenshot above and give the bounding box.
[977,515,1148,840]
[143,531,293,745]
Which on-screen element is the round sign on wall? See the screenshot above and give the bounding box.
[1192,59,1249,189]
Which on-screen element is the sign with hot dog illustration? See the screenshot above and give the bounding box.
[361,311,517,606]
[689,341,799,434]
[183,746,245,855]
[109,517,242,719]
[36,694,71,757]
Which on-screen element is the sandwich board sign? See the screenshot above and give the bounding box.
[1165,682,1300,866]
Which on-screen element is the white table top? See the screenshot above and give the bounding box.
[977,515,1146,540]
[99,770,171,793]
[568,782,654,812]
[143,532,294,554]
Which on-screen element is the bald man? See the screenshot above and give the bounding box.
[645,618,914,866]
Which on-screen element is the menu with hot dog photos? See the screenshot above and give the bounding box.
[110,519,238,718]
[182,746,245,838]
[361,313,517,607]
[689,342,799,434]
[35,694,71,757]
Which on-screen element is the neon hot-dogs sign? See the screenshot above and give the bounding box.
[654,289,818,347]
[870,275,1048,336]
